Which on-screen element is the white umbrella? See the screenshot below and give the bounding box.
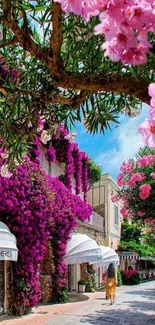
[0,222,18,313]
[64,233,102,265]
[0,222,18,261]
[90,245,119,266]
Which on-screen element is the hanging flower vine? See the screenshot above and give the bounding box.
[0,153,92,314]
[0,158,52,315]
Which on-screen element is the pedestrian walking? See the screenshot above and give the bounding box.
[105,263,117,305]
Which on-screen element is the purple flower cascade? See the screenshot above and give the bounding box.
[73,147,82,195]
[64,143,75,189]
[45,147,56,163]
[43,125,90,198]
[0,158,52,315]
[82,152,89,202]
[0,158,92,313]
[46,176,92,302]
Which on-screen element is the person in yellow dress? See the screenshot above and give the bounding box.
[105,263,117,305]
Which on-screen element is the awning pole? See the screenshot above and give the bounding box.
[3,260,7,313]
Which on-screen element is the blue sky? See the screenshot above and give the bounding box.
[75,104,150,180]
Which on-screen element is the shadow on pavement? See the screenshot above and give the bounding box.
[123,300,155,312]
[80,308,154,325]
[69,292,89,303]
[125,289,155,301]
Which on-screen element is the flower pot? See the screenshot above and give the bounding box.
[79,284,86,293]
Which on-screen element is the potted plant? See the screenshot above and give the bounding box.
[78,280,87,293]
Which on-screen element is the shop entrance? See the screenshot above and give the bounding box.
[0,261,4,314]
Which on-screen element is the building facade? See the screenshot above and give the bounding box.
[88,173,121,251]
[40,152,121,296]
[40,151,105,294]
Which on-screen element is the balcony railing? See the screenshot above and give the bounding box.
[84,211,104,232]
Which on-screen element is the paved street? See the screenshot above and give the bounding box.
[44,281,155,325]
[0,281,154,325]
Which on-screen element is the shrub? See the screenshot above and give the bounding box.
[78,280,87,285]
[122,270,141,285]
[51,288,69,304]
[117,270,122,287]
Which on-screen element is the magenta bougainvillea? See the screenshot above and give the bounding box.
[0,56,18,82]
[81,152,89,202]
[0,151,92,313]
[45,147,56,163]
[73,149,82,195]
[47,176,92,302]
[50,125,90,199]
[0,158,52,315]
[34,123,91,201]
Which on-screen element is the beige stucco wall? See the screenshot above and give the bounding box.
[88,173,121,251]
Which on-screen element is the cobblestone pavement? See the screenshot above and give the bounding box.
[44,281,155,325]
[0,281,154,325]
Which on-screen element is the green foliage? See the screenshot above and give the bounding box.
[0,1,153,159]
[88,159,102,187]
[121,220,142,244]
[117,270,122,287]
[143,229,155,247]
[119,218,155,258]
[119,240,155,257]
[136,147,155,158]
[51,288,69,304]
[86,264,96,292]
[78,280,87,285]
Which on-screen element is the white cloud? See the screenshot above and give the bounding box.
[96,104,150,179]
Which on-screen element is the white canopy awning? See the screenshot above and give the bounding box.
[64,233,102,265]
[91,245,119,267]
[0,222,18,261]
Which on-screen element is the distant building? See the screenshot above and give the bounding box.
[88,173,121,251]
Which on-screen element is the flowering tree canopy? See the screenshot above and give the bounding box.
[0,1,155,158]
[113,147,155,227]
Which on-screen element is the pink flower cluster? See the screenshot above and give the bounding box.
[117,160,136,187]
[123,269,139,279]
[55,0,103,22]
[138,84,155,148]
[117,172,127,187]
[139,184,151,200]
[120,203,130,218]
[120,160,134,174]
[55,0,155,66]
[111,194,119,202]
[137,155,155,167]
[128,172,146,187]
[95,1,153,65]
[115,149,155,224]
[137,211,145,217]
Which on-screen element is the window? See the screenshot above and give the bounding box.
[114,204,119,226]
